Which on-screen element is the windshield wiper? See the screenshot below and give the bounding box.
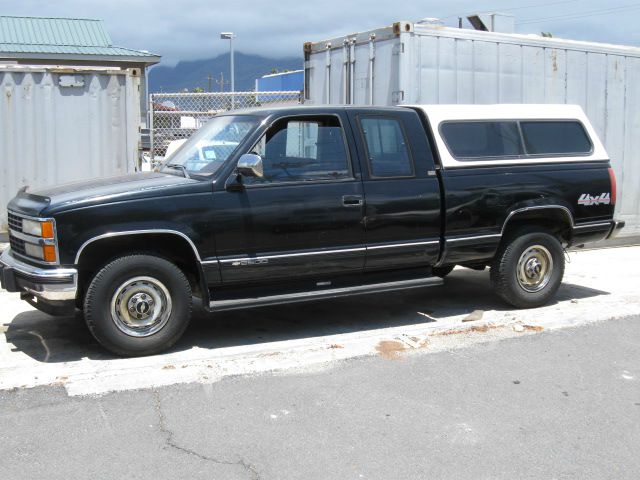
[164,163,191,179]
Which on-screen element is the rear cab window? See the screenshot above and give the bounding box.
[359,116,415,178]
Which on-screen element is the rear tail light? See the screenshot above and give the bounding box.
[608,167,617,206]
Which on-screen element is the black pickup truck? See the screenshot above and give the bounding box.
[1,104,624,356]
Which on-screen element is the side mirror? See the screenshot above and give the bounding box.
[236,153,264,178]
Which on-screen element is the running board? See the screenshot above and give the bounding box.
[208,277,443,312]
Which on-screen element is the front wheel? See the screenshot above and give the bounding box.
[84,254,192,356]
[490,231,565,308]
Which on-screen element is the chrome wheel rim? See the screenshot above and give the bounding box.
[110,276,172,337]
[516,245,553,293]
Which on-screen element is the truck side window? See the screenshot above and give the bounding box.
[520,121,592,155]
[360,117,414,178]
[440,121,524,159]
[246,116,351,184]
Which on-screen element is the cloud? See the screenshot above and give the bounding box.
[3,0,639,65]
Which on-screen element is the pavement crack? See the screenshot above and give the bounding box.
[153,389,260,480]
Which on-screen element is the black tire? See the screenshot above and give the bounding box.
[432,265,455,278]
[84,254,192,357]
[490,230,565,308]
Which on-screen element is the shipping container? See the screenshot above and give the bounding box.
[304,22,640,236]
[256,69,304,93]
[0,66,141,231]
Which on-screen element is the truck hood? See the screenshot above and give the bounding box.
[7,172,203,217]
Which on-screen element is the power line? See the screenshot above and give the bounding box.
[490,0,582,12]
[518,2,640,24]
[440,0,581,20]
[520,3,640,23]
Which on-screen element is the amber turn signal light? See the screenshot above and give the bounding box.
[41,221,55,239]
[43,244,57,263]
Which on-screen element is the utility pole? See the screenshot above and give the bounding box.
[216,72,228,92]
[206,74,213,92]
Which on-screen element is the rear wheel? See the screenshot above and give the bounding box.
[84,254,192,356]
[490,231,565,308]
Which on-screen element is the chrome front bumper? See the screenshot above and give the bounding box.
[0,248,77,301]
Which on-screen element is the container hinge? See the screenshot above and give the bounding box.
[325,43,332,103]
[368,33,376,105]
[392,90,405,104]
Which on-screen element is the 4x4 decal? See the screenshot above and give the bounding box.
[578,193,611,206]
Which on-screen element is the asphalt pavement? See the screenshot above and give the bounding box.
[1,315,639,480]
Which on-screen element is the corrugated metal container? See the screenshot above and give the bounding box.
[304,22,640,236]
[0,66,141,230]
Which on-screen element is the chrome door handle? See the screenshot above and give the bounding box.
[342,195,363,207]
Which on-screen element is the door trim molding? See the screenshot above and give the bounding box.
[218,246,366,265]
[367,239,439,250]
[217,239,441,266]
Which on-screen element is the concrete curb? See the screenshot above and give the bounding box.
[583,235,640,249]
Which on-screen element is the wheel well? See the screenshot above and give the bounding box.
[76,234,203,300]
[502,209,572,244]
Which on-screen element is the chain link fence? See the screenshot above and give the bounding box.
[149,91,302,160]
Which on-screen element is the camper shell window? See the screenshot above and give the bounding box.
[440,119,593,161]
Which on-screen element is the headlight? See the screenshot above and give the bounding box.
[24,242,57,263]
[22,219,55,239]
[24,242,44,260]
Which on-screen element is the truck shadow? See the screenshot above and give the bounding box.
[3,269,609,363]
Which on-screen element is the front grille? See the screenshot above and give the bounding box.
[7,212,22,233]
[9,235,26,256]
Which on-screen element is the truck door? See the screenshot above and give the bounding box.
[347,109,442,270]
[212,113,366,284]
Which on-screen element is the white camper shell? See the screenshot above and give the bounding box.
[416,104,608,169]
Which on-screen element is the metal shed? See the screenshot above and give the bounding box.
[304,21,640,236]
[0,16,160,232]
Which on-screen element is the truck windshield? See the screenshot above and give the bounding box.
[162,115,260,177]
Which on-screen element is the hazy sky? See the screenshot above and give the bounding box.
[3,0,640,65]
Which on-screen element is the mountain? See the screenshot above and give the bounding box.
[148,52,303,93]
